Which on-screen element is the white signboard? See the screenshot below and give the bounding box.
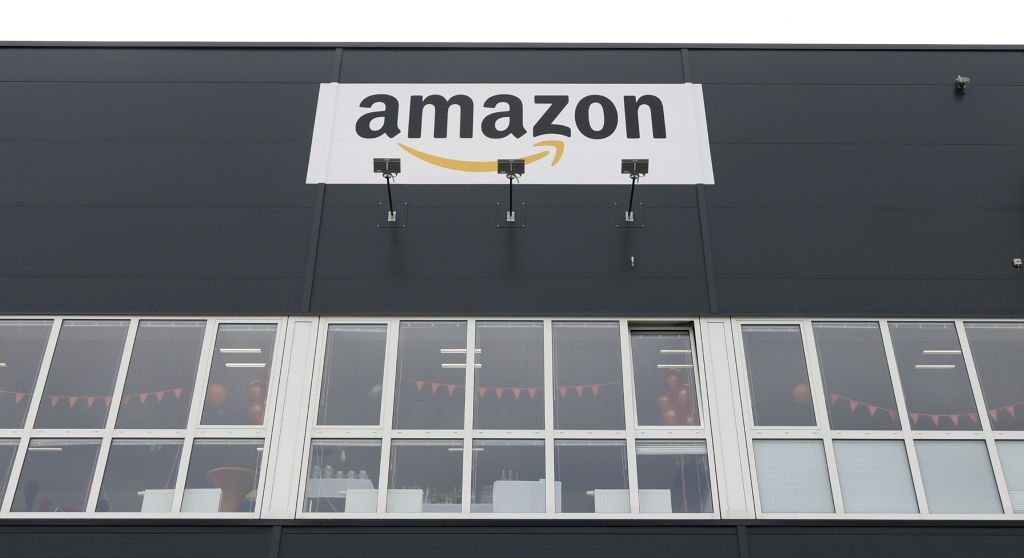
[306,83,714,185]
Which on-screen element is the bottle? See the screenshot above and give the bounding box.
[311,465,321,479]
[324,464,334,478]
[358,470,368,480]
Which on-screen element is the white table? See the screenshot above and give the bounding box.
[305,478,374,498]
[386,488,423,512]
[344,488,379,512]
[138,488,222,512]
[492,480,562,513]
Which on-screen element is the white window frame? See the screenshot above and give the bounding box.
[295,317,720,519]
[733,317,1016,520]
[0,316,288,519]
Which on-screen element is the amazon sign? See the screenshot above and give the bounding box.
[306,83,714,185]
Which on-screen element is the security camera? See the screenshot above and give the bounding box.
[1013,258,1022,270]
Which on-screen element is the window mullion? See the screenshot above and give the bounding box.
[878,321,928,514]
[619,320,640,516]
[543,319,555,516]
[460,320,475,515]
[376,319,400,515]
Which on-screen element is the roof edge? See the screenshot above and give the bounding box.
[0,41,1021,50]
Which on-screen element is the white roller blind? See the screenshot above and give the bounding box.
[833,440,917,513]
[916,441,1001,514]
[996,441,1024,513]
[753,440,834,513]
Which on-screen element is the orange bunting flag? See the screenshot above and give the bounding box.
[528,388,537,399]
[951,414,960,426]
[156,391,165,402]
[512,388,521,400]
[849,400,858,412]
[591,384,600,396]
[447,384,456,395]
[968,413,979,424]
[930,414,941,426]
[416,381,425,392]
[50,396,60,407]
[139,393,149,403]
[68,396,78,408]
[86,397,96,408]
[910,413,920,424]
[889,410,898,422]
[574,386,585,397]
[173,388,183,399]
[1009,405,1017,418]
[104,396,112,406]
[990,409,1000,421]
[479,387,487,397]
[431,382,440,394]
[495,388,504,399]
[868,405,878,416]
[123,395,131,404]
[15,393,25,404]
[559,387,568,398]
[830,393,839,404]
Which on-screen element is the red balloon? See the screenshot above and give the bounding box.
[206,383,227,406]
[793,383,811,404]
[654,390,671,413]
[661,408,681,426]
[664,369,685,391]
[248,380,268,403]
[685,415,697,425]
[248,402,265,425]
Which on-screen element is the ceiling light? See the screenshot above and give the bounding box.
[225,362,266,368]
[657,364,694,368]
[440,348,481,354]
[219,348,262,354]
[659,349,691,354]
[921,349,961,355]
[914,364,956,370]
[441,363,482,368]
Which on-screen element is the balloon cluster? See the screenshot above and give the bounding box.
[654,369,695,426]
[205,379,268,425]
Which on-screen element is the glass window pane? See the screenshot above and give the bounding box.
[996,441,1024,513]
[116,321,205,429]
[471,440,545,513]
[631,330,700,427]
[0,320,52,428]
[387,439,462,513]
[833,440,917,513]
[0,440,19,506]
[304,440,381,513]
[965,323,1024,430]
[554,440,629,513]
[392,322,467,429]
[553,322,625,430]
[317,325,387,426]
[183,439,264,513]
[201,324,277,426]
[814,323,900,430]
[12,439,101,512]
[474,322,544,430]
[97,440,183,512]
[741,325,816,426]
[916,440,1001,514]
[635,440,712,513]
[753,440,834,513]
[35,320,129,429]
[889,323,979,431]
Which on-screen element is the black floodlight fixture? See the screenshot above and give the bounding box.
[621,159,649,178]
[621,158,650,223]
[373,157,401,222]
[497,159,526,223]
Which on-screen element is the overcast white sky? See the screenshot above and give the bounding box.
[1,0,1021,44]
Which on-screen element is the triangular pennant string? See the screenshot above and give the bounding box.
[574,386,584,397]
[104,396,112,406]
[68,396,78,408]
[990,409,1000,421]
[50,396,60,407]
[139,393,149,403]
[173,388,183,399]
[968,413,979,424]
[155,391,165,402]
[849,400,858,412]
[447,384,456,395]
[950,414,960,426]
[123,394,131,404]
[930,414,940,426]
[559,387,568,398]
[16,393,25,404]
[479,387,487,397]
[86,397,96,408]
[889,409,898,422]
[868,405,878,416]
[911,413,920,424]
[495,388,504,400]
[591,384,600,396]
[830,393,839,404]
[1009,405,1017,418]
[528,388,537,399]
[416,381,425,392]
[431,383,440,394]
[512,388,521,400]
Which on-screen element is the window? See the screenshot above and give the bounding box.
[553,322,625,430]
[471,440,546,513]
[12,439,101,512]
[635,440,712,513]
[304,440,381,513]
[317,325,388,426]
[98,440,184,512]
[392,322,467,429]
[0,320,52,429]
[916,441,1001,514]
[741,325,816,427]
[201,324,278,426]
[964,323,1024,430]
[555,440,629,513]
[631,331,699,427]
[814,323,900,430]
[387,439,463,513]
[753,440,834,513]
[116,321,204,429]
[474,322,544,430]
[833,440,917,513]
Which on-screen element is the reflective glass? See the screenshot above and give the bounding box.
[553,322,625,430]
[392,322,467,429]
[965,323,1024,430]
[753,439,834,513]
[201,324,277,426]
[554,440,629,513]
[116,321,205,429]
[183,439,264,513]
[0,321,51,428]
[996,441,1024,513]
[387,439,462,513]
[741,325,816,426]
[35,320,129,429]
[318,325,387,426]
[473,322,544,430]
[304,440,381,513]
[97,440,183,512]
[0,440,18,506]
[631,331,699,427]
[471,440,545,513]
[889,323,979,431]
[833,440,917,513]
[12,439,101,512]
[635,440,712,513]
[813,322,900,430]
[916,440,1001,514]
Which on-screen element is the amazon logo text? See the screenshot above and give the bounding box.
[355,94,668,140]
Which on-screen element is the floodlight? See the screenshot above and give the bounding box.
[621,159,649,177]
[497,159,525,176]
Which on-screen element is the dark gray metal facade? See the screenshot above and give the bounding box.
[0,46,1022,316]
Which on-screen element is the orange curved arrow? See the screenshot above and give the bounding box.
[398,140,564,173]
